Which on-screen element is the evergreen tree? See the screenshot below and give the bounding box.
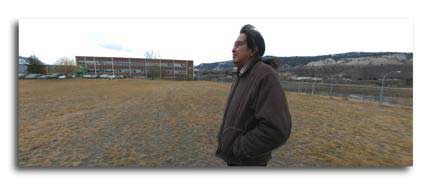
[27,55,45,74]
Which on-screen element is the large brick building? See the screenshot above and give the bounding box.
[75,56,193,80]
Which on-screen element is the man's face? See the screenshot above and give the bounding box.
[232,33,254,67]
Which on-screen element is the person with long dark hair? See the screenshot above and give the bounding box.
[215,24,292,166]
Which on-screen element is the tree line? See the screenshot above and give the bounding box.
[25,55,82,76]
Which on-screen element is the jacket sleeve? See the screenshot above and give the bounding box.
[232,72,292,158]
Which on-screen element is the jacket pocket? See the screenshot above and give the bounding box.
[220,127,242,157]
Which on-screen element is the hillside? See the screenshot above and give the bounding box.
[195,52,413,71]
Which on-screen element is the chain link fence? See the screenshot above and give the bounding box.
[280,81,412,107]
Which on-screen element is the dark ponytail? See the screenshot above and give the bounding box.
[262,56,279,70]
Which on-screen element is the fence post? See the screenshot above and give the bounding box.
[297,82,300,93]
[300,82,303,93]
[311,81,315,95]
[330,83,333,98]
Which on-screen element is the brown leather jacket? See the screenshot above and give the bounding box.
[216,59,292,166]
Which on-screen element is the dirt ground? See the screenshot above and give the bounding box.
[18,79,412,167]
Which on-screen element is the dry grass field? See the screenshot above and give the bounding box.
[18,79,412,167]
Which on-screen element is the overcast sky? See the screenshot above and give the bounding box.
[19,18,412,65]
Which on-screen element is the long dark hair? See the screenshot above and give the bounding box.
[262,56,279,70]
[240,24,278,70]
[240,24,265,58]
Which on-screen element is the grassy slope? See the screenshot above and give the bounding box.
[18,79,412,167]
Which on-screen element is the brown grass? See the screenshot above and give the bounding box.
[18,79,412,167]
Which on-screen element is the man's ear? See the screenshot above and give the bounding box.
[251,48,258,57]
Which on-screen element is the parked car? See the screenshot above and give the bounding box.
[107,75,116,79]
[24,74,42,79]
[18,73,27,79]
[99,74,109,79]
[48,73,63,79]
[83,74,98,79]
[37,75,51,79]
[58,75,66,79]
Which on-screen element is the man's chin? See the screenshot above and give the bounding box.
[232,61,241,68]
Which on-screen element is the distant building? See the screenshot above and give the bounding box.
[18,56,29,74]
[293,77,323,82]
[75,56,194,80]
[278,71,295,81]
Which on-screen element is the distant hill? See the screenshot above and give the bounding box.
[195,52,413,71]
[195,60,234,71]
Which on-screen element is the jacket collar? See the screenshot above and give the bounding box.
[237,58,259,78]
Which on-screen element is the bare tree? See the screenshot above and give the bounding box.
[144,50,161,80]
[144,50,161,59]
[55,57,78,76]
